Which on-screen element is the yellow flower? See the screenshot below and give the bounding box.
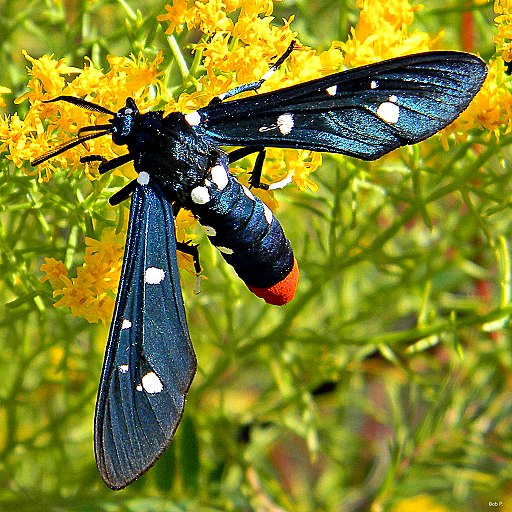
[390,495,449,512]
[42,230,124,323]
[157,0,196,34]
[339,0,436,67]
[494,0,512,62]
[16,51,82,102]
[195,0,235,35]
[40,258,71,289]
[440,0,512,146]
[284,150,322,193]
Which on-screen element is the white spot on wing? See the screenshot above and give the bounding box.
[121,318,132,330]
[258,113,294,135]
[137,171,150,185]
[326,85,337,96]
[210,165,228,190]
[118,364,129,373]
[184,111,201,126]
[191,186,211,204]
[217,246,234,255]
[376,101,400,124]
[370,80,378,89]
[145,266,165,284]
[263,204,273,225]
[277,113,294,135]
[141,371,164,394]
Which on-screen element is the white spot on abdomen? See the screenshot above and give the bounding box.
[191,186,211,204]
[210,165,228,190]
[137,171,150,185]
[242,185,254,200]
[140,371,164,393]
[376,100,400,124]
[263,204,273,225]
[145,267,165,284]
[184,111,201,126]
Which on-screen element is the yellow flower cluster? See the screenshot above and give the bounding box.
[38,207,199,323]
[40,230,125,323]
[0,52,163,183]
[495,0,512,62]
[157,0,273,37]
[2,0,503,323]
[339,0,437,66]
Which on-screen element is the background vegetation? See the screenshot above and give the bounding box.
[0,0,510,511]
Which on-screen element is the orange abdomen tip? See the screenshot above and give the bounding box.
[248,258,299,306]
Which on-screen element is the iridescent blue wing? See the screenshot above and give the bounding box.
[94,178,196,490]
[199,51,487,159]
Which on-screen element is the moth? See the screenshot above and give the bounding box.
[32,42,487,488]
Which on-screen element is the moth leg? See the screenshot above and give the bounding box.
[228,147,269,190]
[248,149,268,189]
[80,155,107,164]
[176,241,202,294]
[208,41,296,104]
[109,179,137,206]
[80,153,134,174]
[174,201,202,292]
[176,242,201,275]
[228,146,264,164]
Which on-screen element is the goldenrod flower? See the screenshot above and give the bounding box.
[339,0,436,67]
[494,0,512,62]
[40,257,70,289]
[156,0,196,34]
[48,231,124,323]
